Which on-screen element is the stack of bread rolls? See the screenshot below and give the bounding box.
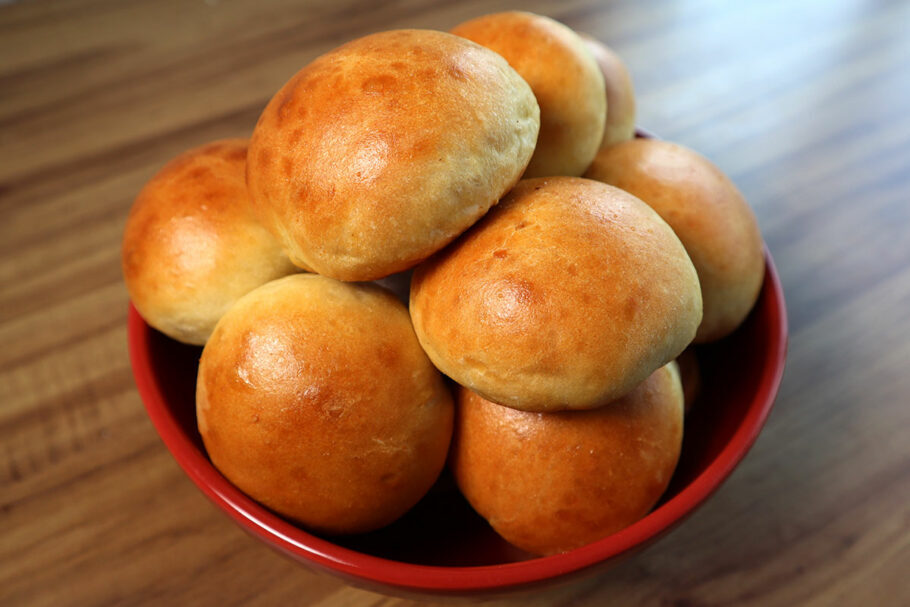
[122,11,765,556]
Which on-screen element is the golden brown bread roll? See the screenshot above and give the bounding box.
[197,274,454,535]
[580,34,637,148]
[247,29,539,282]
[121,139,297,345]
[451,11,606,178]
[451,363,684,556]
[410,177,702,412]
[585,138,765,342]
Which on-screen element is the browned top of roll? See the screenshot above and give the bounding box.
[122,139,296,345]
[451,363,684,556]
[410,176,702,412]
[451,11,606,178]
[585,138,764,341]
[247,29,539,281]
[196,274,453,535]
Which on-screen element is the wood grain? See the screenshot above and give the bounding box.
[2,0,909,605]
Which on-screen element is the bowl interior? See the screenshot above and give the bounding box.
[130,250,786,591]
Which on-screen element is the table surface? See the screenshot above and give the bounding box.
[3,0,909,605]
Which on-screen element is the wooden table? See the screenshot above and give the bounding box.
[3,0,909,605]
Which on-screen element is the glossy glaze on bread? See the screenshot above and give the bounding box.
[585,138,765,341]
[411,177,702,411]
[197,274,454,535]
[247,29,539,281]
[452,12,606,178]
[121,139,297,345]
[451,363,684,556]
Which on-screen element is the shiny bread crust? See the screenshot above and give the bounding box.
[410,177,702,412]
[452,11,606,178]
[196,274,454,535]
[585,138,765,342]
[451,363,684,556]
[122,139,297,345]
[247,29,540,281]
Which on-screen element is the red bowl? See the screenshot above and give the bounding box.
[127,244,786,599]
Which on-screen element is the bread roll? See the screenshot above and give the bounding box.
[451,11,606,177]
[410,177,702,412]
[585,138,765,341]
[580,34,637,148]
[122,139,297,345]
[197,274,454,535]
[451,363,684,556]
[247,29,539,282]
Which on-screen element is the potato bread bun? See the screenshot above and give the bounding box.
[585,138,765,342]
[196,274,454,535]
[451,362,684,556]
[121,139,297,345]
[410,176,702,412]
[580,34,637,148]
[451,11,606,178]
[247,29,540,282]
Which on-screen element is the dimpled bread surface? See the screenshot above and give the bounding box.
[247,29,540,282]
[410,177,702,412]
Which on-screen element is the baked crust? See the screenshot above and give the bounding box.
[452,11,606,178]
[580,35,637,148]
[585,138,765,342]
[122,139,296,345]
[196,274,454,535]
[411,176,702,411]
[451,363,684,556]
[247,29,540,281]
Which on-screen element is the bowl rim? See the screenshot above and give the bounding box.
[128,247,787,595]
